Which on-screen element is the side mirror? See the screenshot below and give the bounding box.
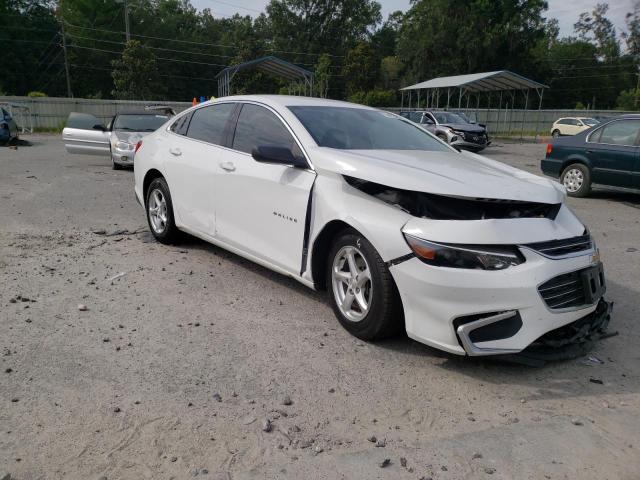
[252,145,307,168]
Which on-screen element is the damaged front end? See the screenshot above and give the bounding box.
[344,176,560,220]
[502,299,614,366]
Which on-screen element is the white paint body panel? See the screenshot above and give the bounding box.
[134,95,604,357]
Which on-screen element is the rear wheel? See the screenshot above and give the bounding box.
[327,229,403,340]
[561,163,591,197]
[552,129,561,138]
[146,177,180,244]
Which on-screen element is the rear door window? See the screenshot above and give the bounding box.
[595,120,640,146]
[186,103,236,146]
[170,112,193,136]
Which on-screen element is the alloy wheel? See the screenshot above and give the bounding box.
[148,188,168,234]
[331,246,372,322]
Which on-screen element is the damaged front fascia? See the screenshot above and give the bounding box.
[344,175,561,221]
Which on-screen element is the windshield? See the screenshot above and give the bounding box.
[433,112,467,124]
[113,114,169,132]
[582,118,599,126]
[288,106,450,151]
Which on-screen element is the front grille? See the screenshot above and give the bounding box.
[538,270,587,309]
[461,132,486,143]
[524,233,592,258]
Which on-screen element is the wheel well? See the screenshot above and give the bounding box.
[561,158,590,174]
[310,220,353,291]
[143,169,164,205]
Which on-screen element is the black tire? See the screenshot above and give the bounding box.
[145,177,180,244]
[552,129,561,138]
[560,163,591,198]
[326,229,403,341]
[112,161,123,170]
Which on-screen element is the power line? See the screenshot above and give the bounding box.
[203,0,264,13]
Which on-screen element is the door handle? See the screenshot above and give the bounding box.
[220,161,236,172]
[169,147,182,156]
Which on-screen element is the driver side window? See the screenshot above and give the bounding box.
[232,103,301,157]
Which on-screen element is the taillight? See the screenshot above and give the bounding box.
[546,143,552,156]
[134,140,142,153]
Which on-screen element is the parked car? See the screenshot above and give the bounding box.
[0,106,19,145]
[542,115,640,197]
[62,109,174,169]
[133,95,609,357]
[550,117,599,137]
[400,110,490,152]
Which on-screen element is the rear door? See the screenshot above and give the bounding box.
[585,119,640,188]
[214,102,315,274]
[62,113,111,156]
[164,103,236,235]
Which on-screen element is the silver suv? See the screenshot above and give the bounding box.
[401,110,490,152]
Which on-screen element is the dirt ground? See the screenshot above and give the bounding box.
[1,136,639,480]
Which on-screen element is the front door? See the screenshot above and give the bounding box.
[214,103,315,275]
[62,113,111,156]
[586,119,640,188]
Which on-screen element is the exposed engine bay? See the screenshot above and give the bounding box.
[345,176,561,220]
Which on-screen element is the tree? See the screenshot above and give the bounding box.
[397,0,548,85]
[314,54,332,98]
[343,41,379,95]
[574,3,620,59]
[380,56,403,90]
[111,40,165,100]
[623,1,640,60]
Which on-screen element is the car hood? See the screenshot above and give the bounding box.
[308,147,565,204]
[113,130,153,144]
[440,123,485,133]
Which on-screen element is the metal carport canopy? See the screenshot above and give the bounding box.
[216,55,314,97]
[400,70,547,93]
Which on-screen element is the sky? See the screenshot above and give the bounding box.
[192,0,633,38]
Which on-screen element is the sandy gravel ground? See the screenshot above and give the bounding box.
[1,136,639,480]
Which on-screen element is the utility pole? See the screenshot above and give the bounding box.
[59,17,73,98]
[124,0,131,41]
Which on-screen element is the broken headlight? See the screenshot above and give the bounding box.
[404,235,524,270]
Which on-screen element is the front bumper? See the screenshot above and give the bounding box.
[112,149,136,165]
[446,131,490,150]
[390,248,605,356]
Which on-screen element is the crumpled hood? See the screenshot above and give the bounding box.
[440,123,485,133]
[308,147,565,204]
[113,130,150,145]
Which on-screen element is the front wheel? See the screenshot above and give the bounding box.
[552,129,561,138]
[561,163,591,197]
[327,229,403,340]
[146,177,180,244]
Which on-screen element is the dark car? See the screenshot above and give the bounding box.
[541,115,640,197]
[0,106,19,145]
[400,110,490,152]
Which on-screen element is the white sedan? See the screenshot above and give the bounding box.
[134,95,610,357]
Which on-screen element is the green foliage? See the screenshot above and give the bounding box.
[3,0,637,110]
[27,91,47,97]
[111,40,166,100]
[314,54,332,98]
[348,89,396,106]
[575,101,586,109]
[616,88,640,110]
[343,42,379,96]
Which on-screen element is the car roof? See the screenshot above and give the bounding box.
[116,110,171,116]
[208,95,373,110]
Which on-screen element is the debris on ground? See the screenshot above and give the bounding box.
[379,458,391,468]
[261,419,272,432]
[77,304,88,311]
